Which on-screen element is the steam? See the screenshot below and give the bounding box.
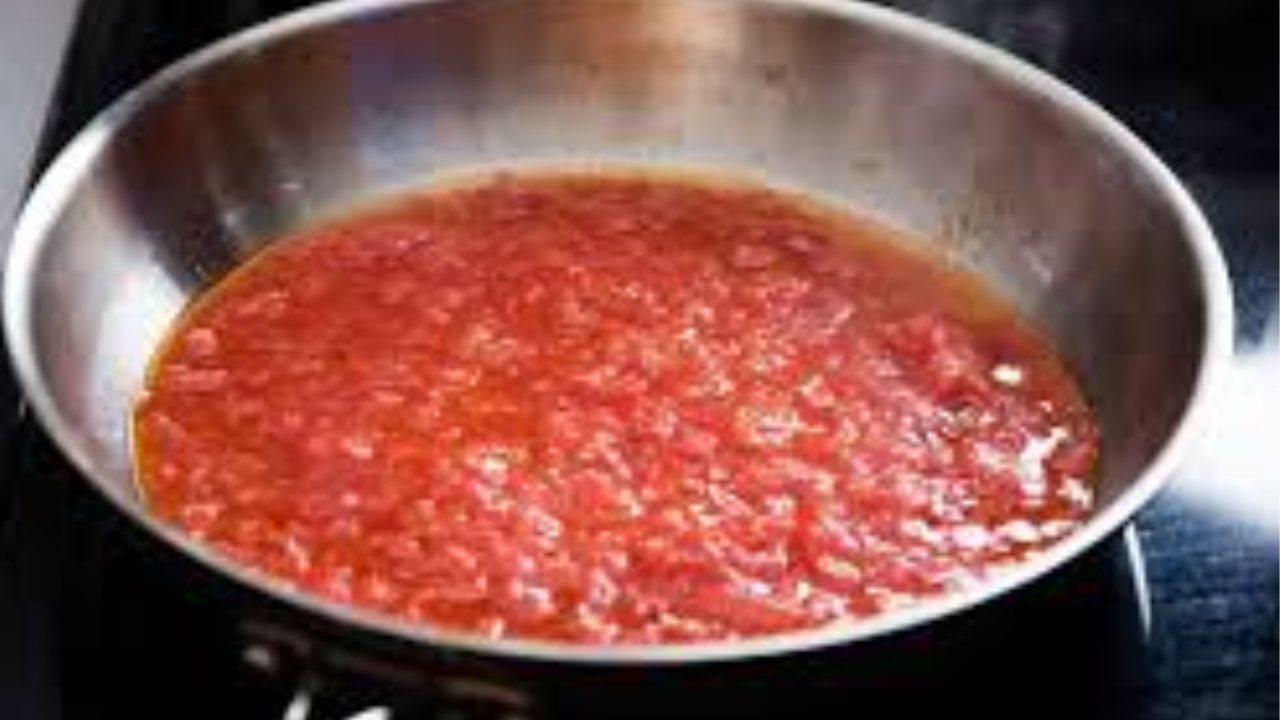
[889,0,1073,70]
[1176,318,1280,535]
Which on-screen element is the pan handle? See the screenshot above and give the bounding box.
[281,678,393,720]
[247,637,535,720]
[277,674,532,720]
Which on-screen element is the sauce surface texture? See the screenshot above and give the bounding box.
[135,171,1098,644]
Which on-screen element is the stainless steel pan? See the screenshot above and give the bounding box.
[3,0,1231,666]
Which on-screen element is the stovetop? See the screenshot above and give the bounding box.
[1,1,1275,718]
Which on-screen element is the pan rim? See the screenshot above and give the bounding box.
[2,0,1234,666]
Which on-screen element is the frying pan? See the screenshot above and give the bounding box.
[3,0,1231,688]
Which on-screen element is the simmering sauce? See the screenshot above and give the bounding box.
[134,171,1098,644]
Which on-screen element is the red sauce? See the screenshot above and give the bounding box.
[134,171,1098,644]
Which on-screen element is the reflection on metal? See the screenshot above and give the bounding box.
[283,681,314,720]
[243,641,285,676]
[345,706,392,720]
[1123,524,1153,639]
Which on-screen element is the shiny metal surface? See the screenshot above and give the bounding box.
[3,0,1232,663]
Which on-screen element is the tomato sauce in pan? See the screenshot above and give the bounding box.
[134,170,1098,644]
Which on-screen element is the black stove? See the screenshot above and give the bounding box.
[1,1,1275,718]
